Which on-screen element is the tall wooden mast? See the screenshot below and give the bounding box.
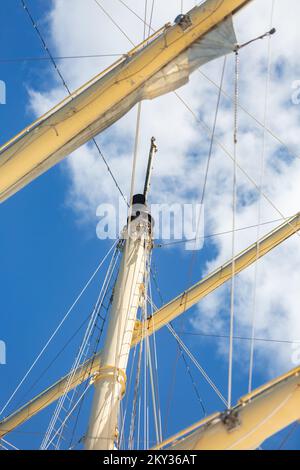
[85,194,153,450]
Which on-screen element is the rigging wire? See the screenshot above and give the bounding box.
[278,422,300,450]
[92,0,297,242]
[198,69,300,164]
[117,0,154,33]
[15,309,101,409]
[43,383,93,450]
[0,242,117,419]
[0,438,19,451]
[117,0,300,168]
[148,281,163,443]
[167,325,228,408]
[175,90,300,242]
[156,216,296,248]
[185,56,227,270]
[93,0,135,47]
[228,50,239,410]
[146,279,162,445]
[68,276,117,450]
[65,253,120,450]
[150,266,206,420]
[41,246,120,449]
[128,0,149,209]
[0,53,123,63]
[20,0,128,207]
[248,0,276,394]
[161,58,227,432]
[177,330,300,345]
[118,343,139,449]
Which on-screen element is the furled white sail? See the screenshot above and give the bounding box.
[0,9,237,203]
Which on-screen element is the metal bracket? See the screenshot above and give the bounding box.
[174,14,192,31]
[220,410,241,432]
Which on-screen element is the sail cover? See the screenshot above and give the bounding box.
[0,15,237,203]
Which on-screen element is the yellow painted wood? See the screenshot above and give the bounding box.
[132,213,300,345]
[0,352,102,438]
[0,0,250,202]
[162,366,300,450]
[1,212,299,439]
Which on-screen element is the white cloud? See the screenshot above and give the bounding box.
[28,0,300,382]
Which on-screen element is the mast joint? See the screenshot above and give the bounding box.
[220,409,241,432]
[174,14,193,31]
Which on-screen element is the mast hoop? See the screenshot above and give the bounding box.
[92,366,127,398]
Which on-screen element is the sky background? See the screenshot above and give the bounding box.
[1,0,300,450]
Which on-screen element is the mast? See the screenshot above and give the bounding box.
[1,212,300,439]
[143,137,157,201]
[85,196,153,450]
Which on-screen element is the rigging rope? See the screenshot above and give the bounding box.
[91,0,294,245]
[0,53,123,63]
[0,438,19,451]
[41,246,120,449]
[248,0,276,394]
[115,0,300,172]
[175,91,300,242]
[0,242,117,419]
[197,69,300,164]
[167,325,228,407]
[21,0,128,207]
[182,55,227,271]
[150,266,206,420]
[149,281,163,443]
[93,0,135,47]
[228,50,239,410]
[128,0,148,209]
[156,215,295,248]
[177,330,300,346]
[162,59,226,432]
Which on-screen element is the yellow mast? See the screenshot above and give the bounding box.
[3,0,297,452]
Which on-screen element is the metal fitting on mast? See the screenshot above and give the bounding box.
[143,137,158,202]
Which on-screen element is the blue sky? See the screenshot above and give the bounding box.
[1,0,300,450]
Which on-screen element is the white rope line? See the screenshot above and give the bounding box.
[96,0,295,248]
[0,437,19,450]
[167,325,228,408]
[175,91,300,241]
[41,245,119,449]
[118,341,138,449]
[149,280,163,443]
[44,383,93,450]
[41,253,117,448]
[93,0,135,46]
[0,241,117,418]
[128,0,148,210]
[197,69,300,163]
[146,336,160,444]
[228,50,239,409]
[117,0,300,168]
[137,396,141,450]
[143,249,149,450]
[145,258,161,445]
[248,0,276,394]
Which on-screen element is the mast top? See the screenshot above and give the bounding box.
[143,137,158,202]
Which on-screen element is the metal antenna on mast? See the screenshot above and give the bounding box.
[143,137,158,201]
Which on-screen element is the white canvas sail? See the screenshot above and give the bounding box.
[0,11,237,203]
